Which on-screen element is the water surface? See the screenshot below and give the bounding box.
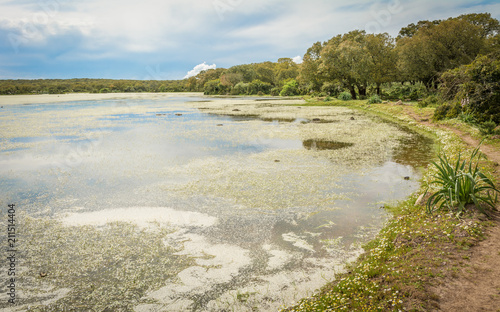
[0,97,433,311]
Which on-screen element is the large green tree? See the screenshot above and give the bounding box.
[298,41,324,92]
[365,33,396,95]
[396,18,486,88]
[274,58,299,85]
[319,31,372,99]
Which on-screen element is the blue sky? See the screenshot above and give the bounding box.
[0,0,498,80]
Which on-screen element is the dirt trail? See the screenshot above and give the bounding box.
[404,107,500,312]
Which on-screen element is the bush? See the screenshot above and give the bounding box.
[270,87,281,96]
[433,102,462,121]
[426,143,499,216]
[338,91,352,101]
[249,79,272,95]
[233,82,249,95]
[321,82,342,96]
[204,79,230,95]
[280,79,299,96]
[418,94,440,108]
[459,112,477,124]
[439,52,500,123]
[479,121,497,135]
[368,95,382,104]
[382,82,427,100]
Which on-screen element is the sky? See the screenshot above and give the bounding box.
[0,0,498,80]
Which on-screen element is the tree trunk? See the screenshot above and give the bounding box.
[349,85,357,100]
[424,77,435,90]
[376,83,381,95]
[357,84,367,97]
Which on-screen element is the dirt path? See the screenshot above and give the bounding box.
[404,106,500,312]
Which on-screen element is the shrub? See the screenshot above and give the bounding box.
[426,143,499,216]
[368,95,382,104]
[338,91,352,101]
[479,121,497,135]
[321,82,342,97]
[382,82,427,101]
[204,79,228,95]
[233,82,249,95]
[249,79,272,95]
[418,94,440,108]
[459,112,477,124]
[439,52,500,123]
[280,79,299,96]
[433,102,461,120]
[270,87,281,96]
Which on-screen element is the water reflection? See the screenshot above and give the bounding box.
[303,139,354,151]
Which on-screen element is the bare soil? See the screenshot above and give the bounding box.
[403,105,500,312]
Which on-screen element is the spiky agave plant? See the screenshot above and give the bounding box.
[426,143,499,216]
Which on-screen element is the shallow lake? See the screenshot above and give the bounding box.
[0,96,433,311]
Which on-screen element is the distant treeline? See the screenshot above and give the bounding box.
[0,78,189,95]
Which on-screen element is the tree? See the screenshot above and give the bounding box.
[396,18,486,88]
[196,68,226,90]
[298,41,324,92]
[365,33,396,95]
[456,13,500,38]
[225,64,257,83]
[431,19,485,71]
[220,72,243,87]
[254,62,276,85]
[186,76,198,91]
[397,20,441,39]
[274,58,299,84]
[319,31,372,99]
[280,79,299,96]
[203,79,227,95]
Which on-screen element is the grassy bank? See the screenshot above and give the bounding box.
[281,98,498,312]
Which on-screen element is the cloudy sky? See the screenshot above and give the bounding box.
[0,0,498,80]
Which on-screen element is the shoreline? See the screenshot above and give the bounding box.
[282,98,500,312]
[0,92,204,106]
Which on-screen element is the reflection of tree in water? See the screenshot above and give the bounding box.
[392,129,434,168]
[302,139,354,151]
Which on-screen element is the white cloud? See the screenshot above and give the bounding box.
[292,55,303,64]
[184,62,217,79]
